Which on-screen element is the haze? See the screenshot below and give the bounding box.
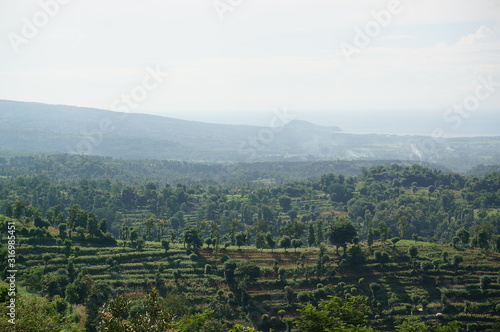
[0,0,499,135]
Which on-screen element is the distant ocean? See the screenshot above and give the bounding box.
[309,110,500,137]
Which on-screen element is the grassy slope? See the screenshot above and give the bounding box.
[12,230,500,331]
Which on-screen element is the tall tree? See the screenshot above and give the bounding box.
[183,225,203,249]
[279,195,292,212]
[279,236,292,252]
[329,217,357,253]
[308,223,316,247]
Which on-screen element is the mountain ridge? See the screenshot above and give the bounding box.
[0,99,340,131]
[1,100,499,171]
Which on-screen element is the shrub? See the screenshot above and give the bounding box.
[374,250,390,263]
[297,291,311,303]
[479,276,492,293]
[408,246,418,258]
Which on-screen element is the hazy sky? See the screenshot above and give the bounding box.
[1,0,499,133]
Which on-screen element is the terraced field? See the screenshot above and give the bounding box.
[15,235,500,331]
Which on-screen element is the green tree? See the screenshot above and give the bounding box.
[58,223,67,239]
[0,294,79,331]
[48,204,67,227]
[479,275,492,293]
[411,182,418,194]
[135,237,145,251]
[235,231,247,249]
[266,233,276,252]
[255,232,267,250]
[395,317,460,332]
[279,195,292,212]
[230,324,259,332]
[295,295,375,332]
[456,228,469,246]
[288,209,298,221]
[204,237,213,249]
[98,296,131,332]
[367,227,374,247]
[234,260,261,285]
[85,283,113,332]
[297,291,311,303]
[182,225,202,249]
[87,212,100,237]
[470,223,493,249]
[308,222,316,247]
[172,310,224,332]
[42,253,52,270]
[279,235,292,252]
[452,255,463,273]
[379,221,391,242]
[397,216,409,238]
[130,228,138,243]
[408,246,418,259]
[391,237,400,248]
[369,282,381,300]
[329,217,357,253]
[65,272,94,305]
[161,239,170,254]
[412,233,419,243]
[68,204,87,231]
[13,198,25,220]
[99,218,108,233]
[4,202,13,218]
[292,238,303,253]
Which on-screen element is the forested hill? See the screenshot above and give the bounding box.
[1,100,500,170]
[0,154,448,184]
[1,160,500,331]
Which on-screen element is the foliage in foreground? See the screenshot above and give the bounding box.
[0,290,83,332]
[97,288,227,332]
[295,295,461,332]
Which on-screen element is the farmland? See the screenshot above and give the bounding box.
[1,157,500,331]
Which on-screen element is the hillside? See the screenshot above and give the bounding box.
[0,154,451,185]
[2,214,500,331]
[1,162,500,330]
[1,100,500,171]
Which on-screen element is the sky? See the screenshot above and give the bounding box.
[0,0,500,135]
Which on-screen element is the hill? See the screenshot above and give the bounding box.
[1,100,500,171]
[0,100,342,161]
[1,162,500,330]
[2,213,499,331]
[0,154,450,185]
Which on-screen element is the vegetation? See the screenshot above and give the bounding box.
[1,156,500,331]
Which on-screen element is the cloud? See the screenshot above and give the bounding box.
[1,0,500,115]
[457,25,499,45]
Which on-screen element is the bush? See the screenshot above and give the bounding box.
[297,291,311,303]
[408,246,418,258]
[374,250,390,263]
